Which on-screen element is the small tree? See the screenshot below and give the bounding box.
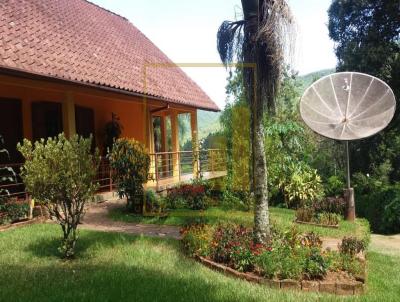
[108,138,150,213]
[18,134,99,258]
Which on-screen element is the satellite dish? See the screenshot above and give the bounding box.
[300,72,396,221]
[300,72,396,141]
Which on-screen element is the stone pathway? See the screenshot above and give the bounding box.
[81,199,181,239]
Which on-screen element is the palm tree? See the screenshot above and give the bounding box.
[217,0,294,243]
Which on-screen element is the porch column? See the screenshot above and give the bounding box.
[190,110,199,178]
[62,92,76,138]
[170,110,180,181]
[147,109,157,186]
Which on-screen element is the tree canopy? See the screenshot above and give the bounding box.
[328,0,400,180]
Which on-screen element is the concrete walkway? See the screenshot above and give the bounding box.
[369,234,400,255]
[81,200,181,239]
[321,234,400,255]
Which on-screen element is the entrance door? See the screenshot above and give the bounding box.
[75,105,95,149]
[32,102,63,141]
[0,98,23,163]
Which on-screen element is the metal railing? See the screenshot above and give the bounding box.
[149,149,226,186]
[0,149,226,199]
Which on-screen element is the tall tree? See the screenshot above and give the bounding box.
[328,0,400,180]
[217,0,294,243]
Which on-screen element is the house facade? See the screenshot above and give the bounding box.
[0,0,222,191]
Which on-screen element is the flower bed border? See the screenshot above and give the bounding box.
[0,217,43,232]
[197,256,364,296]
[295,220,339,229]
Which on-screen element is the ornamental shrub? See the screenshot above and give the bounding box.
[339,237,366,257]
[295,207,314,222]
[324,175,345,197]
[312,197,346,216]
[18,134,99,258]
[316,212,341,226]
[181,223,214,257]
[220,189,253,211]
[0,201,29,224]
[108,138,150,213]
[304,247,329,279]
[144,189,166,214]
[299,232,322,249]
[167,183,207,210]
[257,242,304,280]
[282,163,324,208]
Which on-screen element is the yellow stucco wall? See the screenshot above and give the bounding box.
[0,74,196,155]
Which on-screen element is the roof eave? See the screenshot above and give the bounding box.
[0,66,220,112]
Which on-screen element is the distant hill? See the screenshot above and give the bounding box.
[197,110,221,140]
[195,69,336,141]
[298,68,335,93]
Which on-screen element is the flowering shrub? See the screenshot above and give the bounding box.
[181,223,214,257]
[167,183,207,210]
[210,224,262,272]
[0,200,29,224]
[181,223,364,281]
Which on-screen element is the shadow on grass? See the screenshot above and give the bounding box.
[25,225,180,259]
[109,206,211,226]
[0,263,238,302]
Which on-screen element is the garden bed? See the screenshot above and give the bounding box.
[295,220,339,229]
[0,217,43,232]
[182,223,368,296]
[198,256,364,295]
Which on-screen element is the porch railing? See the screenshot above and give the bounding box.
[0,149,227,199]
[149,149,226,184]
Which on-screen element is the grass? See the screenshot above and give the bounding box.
[109,206,370,240]
[0,224,398,302]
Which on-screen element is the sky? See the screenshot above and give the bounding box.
[91,0,337,109]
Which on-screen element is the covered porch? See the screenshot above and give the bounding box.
[0,73,226,197]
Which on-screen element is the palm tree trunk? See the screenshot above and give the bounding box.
[242,0,271,243]
[252,106,270,243]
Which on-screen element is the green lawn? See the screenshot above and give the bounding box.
[0,224,398,302]
[109,206,370,240]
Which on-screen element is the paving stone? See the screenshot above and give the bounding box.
[280,279,301,290]
[353,282,364,295]
[336,282,355,295]
[301,280,319,292]
[319,281,336,294]
[262,279,281,289]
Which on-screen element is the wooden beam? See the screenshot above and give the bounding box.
[62,92,76,138]
[191,110,199,178]
[150,104,170,114]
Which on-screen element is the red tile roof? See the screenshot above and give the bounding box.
[0,0,219,111]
